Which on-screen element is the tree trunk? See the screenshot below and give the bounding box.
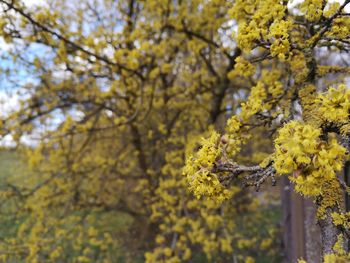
[317,205,340,256]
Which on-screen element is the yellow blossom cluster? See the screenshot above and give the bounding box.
[317,84,350,129]
[231,0,292,59]
[269,20,293,60]
[185,78,278,199]
[300,0,323,22]
[227,56,256,79]
[240,83,267,119]
[326,17,350,39]
[323,2,340,18]
[274,121,346,196]
[184,132,233,202]
[225,116,244,157]
[2,0,350,260]
[290,51,309,83]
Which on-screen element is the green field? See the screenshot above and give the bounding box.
[0,150,25,181]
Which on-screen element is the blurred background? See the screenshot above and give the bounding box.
[0,0,349,262]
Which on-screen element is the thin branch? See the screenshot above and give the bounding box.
[0,0,144,80]
[214,161,276,191]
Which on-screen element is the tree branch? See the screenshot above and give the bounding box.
[214,161,276,191]
[0,0,145,80]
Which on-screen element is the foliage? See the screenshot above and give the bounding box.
[184,0,350,261]
[0,0,283,262]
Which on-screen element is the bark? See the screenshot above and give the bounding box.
[317,205,341,255]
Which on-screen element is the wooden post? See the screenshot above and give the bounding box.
[303,198,321,263]
[281,176,293,262]
[344,161,350,251]
[281,176,306,262]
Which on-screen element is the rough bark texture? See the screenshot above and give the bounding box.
[318,206,341,255]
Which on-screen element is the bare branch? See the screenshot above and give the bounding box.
[214,161,276,191]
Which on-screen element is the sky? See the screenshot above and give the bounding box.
[25,0,46,6]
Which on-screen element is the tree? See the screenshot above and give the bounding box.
[185,0,350,261]
[0,0,281,262]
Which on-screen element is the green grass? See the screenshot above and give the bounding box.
[0,150,27,249]
[0,149,24,180]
